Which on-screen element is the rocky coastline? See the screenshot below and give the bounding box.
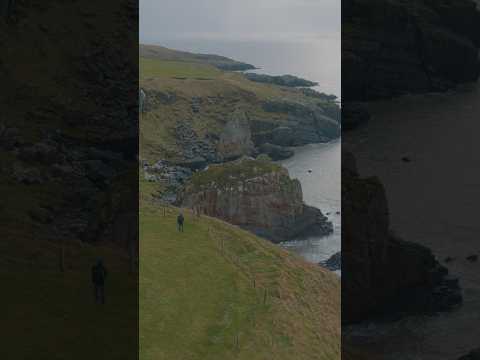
[342,152,462,323]
[177,158,333,243]
[140,47,340,248]
[244,73,318,87]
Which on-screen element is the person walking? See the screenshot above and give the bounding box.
[91,259,107,304]
[177,212,184,232]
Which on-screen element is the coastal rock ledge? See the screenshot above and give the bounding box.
[178,158,332,243]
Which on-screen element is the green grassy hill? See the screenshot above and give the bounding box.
[139,46,341,359]
[140,180,340,359]
[1,228,137,359]
[139,48,339,163]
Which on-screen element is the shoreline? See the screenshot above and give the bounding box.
[343,84,480,358]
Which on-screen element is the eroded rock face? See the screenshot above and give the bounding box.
[179,159,332,243]
[343,0,480,101]
[254,100,340,146]
[245,73,318,87]
[342,153,461,323]
[216,108,255,161]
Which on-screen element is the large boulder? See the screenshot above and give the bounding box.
[178,158,332,243]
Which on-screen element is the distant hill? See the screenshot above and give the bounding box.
[140,44,256,71]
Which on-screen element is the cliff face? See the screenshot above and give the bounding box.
[343,0,480,101]
[342,153,461,323]
[216,108,255,161]
[179,159,332,243]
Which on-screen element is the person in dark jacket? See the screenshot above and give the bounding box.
[91,259,107,304]
[177,212,184,232]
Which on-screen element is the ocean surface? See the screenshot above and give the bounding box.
[279,141,341,265]
[156,36,341,99]
[158,36,342,264]
[343,84,480,358]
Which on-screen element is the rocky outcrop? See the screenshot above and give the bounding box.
[458,349,480,360]
[342,152,462,323]
[216,108,255,161]
[174,121,217,168]
[343,0,480,101]
[320,252,342,272]
[178,158,332,243]
[257,143,294,161]
[245,73,318,87]
[252,100,341,147]
[143,89,177,112]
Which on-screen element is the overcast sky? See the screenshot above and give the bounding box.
[140,0,340,44]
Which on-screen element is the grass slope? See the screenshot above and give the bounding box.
[139,54,327,163]
[1,235,137,359]
[139,180,340,360]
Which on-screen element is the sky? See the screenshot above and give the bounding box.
[140,0,340,44]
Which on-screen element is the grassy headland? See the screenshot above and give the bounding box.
[139,45,341,359]
[140,178,340,360]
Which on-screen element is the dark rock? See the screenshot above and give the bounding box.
[174,156,207,171]
[301,88,338,101]
[258,143,294,161]
[254,100,340,146]
[263,100,315,117]
[320,252,342,272]
[466,254,478,262]
[401,156,412,163]
[458,349,480,360]
[444,256,455,263]
[245,73,318,87]
[12,163,44,185]
[343,0,480,101]
[214,62,255,71]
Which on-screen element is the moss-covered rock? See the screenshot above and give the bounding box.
[179,158,332,242]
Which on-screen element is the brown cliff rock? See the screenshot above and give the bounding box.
[179,158,332,243]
